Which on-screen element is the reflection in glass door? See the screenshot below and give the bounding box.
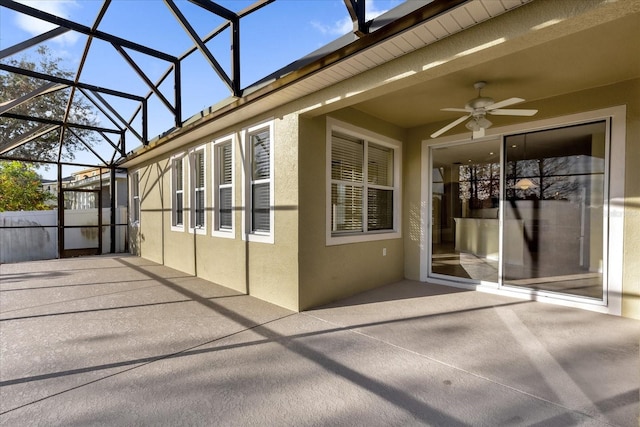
[431,140,501,282]
[503,121,606,300]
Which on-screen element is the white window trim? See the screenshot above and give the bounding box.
[420,105,625,316]
[131,170,140,226]
[212,135,235,239]
[326,118,402,246]
[170,152,186,232]
[241,120,274,244]
[189,145,207,235]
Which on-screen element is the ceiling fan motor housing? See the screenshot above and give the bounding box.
[467,96,494,110]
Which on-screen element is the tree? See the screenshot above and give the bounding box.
[0,161,54,211]
[0,46,97,162]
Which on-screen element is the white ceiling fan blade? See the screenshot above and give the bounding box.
[489,108,538,116]
[441,107,472,112]
[486,97,524,110]
[430,115,469,138]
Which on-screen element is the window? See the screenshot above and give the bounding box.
[242,121,274,243]
[131,171,140,224]
[327,119,401,245]
[213,136,234,237]
[171,154,185,231]
[190,146,206,233]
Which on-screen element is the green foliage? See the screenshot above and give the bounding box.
[0,160,54,211]
[0,46,97,162]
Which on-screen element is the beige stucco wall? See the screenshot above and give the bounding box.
[134,162,166,266]
[404,78,640,319]
[131,113,299,311]
[127,0,638,316]
[297,108,406,310]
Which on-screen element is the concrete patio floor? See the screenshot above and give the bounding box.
[1,255,638,426]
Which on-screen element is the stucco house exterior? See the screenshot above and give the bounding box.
[121,0,640,319]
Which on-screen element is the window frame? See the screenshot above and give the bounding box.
[241,120,274,244]
[189,145,207,234]
[326,118,402,246]
[420,105,626,316]
[131,170,140,226]
[212,135,235,238]
[171,152,186,232]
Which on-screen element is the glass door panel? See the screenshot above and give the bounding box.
[431,140,501,282]
[502,121,606,299]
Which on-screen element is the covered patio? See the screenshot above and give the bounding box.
[1,255,638,425]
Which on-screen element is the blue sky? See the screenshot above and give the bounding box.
[1,0,404,176]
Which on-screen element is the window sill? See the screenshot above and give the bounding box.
[190,227,206,235]
[212,229,235,239]
[242,231,274,244]
[326,230,401,246]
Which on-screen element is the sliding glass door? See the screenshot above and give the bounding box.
[429,120,607,301]
[431,139,501,283]
[502,121,606,299]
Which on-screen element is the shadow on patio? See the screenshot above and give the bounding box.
[1,255,638,426]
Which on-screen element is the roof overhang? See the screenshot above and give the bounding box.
[120,0,640,169]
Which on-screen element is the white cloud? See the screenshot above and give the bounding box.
[14,0,80,45]
[312,0,390,37]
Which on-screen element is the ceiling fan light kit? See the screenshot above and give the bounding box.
[513,178,538,190]
[465,116,492,132]
[430,81,538,138]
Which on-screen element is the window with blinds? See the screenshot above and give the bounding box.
[331,130,396,235]
[172,156,184,228]
[191,148,205,230]
[251,129,270,233]
[215,140,233,232]
[132,171,140,224]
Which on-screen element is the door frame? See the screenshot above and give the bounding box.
[59,188,103,258]
[420,106,626,315]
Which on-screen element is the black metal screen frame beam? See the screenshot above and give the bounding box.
[0,82,68,115]
[112,44,176,115]
[0,63,144,102]
[67,128,108,165]
[1,112,121,134]
[344,0,369,37]
[0,0,177,63]
[164,0,236,96]
[89,90,145,143]
[0,124,59,155]
[1,0,275,154]
[0,26,70,60]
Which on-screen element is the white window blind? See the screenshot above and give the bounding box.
[331,131,395,235]
[192,149,205,229]
[218,142,233,230]
[367,143,394,231]
[173,157,184,227]
[132,171,140,223]
[251,130,270,233]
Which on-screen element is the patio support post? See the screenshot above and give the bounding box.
[57,162,63,259]
[174,61,182,129]
[110,166,116,253]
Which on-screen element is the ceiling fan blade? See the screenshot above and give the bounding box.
[489,108,538,116]
[441,107,471,112]
[430,115,469,138]
[486,97,524,110]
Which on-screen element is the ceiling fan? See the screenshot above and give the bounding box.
[430,81,538,138]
